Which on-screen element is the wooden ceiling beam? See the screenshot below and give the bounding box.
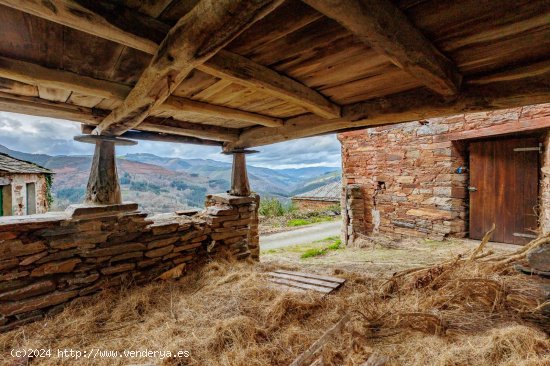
[0,0,327,121]
[93,0,284,136]
[162,97,283,127]
[80,124,223,146]
[0,92,240,142]
[0,56,130,100]
[197,50,341,119]
[227,74,550,149]
[0,0,161,54]
[302,0,462,96]
[0,56,284,127]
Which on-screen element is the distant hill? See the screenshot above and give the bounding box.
[0,145,341,213]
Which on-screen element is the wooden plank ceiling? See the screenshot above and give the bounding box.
[0,0,547,149]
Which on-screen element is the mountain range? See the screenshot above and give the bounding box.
[0,145,341,213]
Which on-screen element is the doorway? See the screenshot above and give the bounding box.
[469,137,540,244]
[26,182,36,215]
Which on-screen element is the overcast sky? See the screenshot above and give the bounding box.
[0,112,342,169]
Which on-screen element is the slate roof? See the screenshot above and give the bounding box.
[0,153,51,174]
[293,181,341,202]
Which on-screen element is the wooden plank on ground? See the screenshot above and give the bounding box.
[274,270,346,284]
[269,278,334,293]
[267,272,341,289]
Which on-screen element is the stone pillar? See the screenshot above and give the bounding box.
[74,135,137,205]
[224,149,258,197]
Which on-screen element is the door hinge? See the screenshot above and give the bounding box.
[513,143,542,153]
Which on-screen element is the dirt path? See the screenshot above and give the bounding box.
[260,220,341,250]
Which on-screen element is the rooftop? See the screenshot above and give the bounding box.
[0,153,51,175]
[293,181,341,202]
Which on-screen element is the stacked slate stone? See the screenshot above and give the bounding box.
[203,193,257,260]
[0,194,257,332]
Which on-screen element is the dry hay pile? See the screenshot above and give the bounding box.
[1,238,549,366]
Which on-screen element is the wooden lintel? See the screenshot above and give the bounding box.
[93,0,284,136]
[81,124,224,146]
[303,0,462,96]
[198,50,341,119]
[0,92,239,142]
[0,0,330,121]
[0,56,282,127]
[226,75,550,149]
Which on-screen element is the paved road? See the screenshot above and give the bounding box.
[260,220,341,250]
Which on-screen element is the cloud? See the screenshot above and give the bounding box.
[0,112,342,169]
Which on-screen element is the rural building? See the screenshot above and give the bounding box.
[0,153,51,216]
[339,104,550,245]
[292,181,341,211]
[0,0,548,339]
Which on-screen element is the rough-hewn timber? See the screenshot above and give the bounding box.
[303,0,461,96]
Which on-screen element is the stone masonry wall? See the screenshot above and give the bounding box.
[0,193,257,332]
[339,104,550,241]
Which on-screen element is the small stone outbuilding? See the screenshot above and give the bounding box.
[339,103,550,246]
[0,153,52,216]
[292,181,342,211]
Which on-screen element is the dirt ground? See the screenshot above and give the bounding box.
[261,236,517,277]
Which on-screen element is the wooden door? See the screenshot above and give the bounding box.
[469,138,539,244]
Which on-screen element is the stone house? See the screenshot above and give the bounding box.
[292,181,341,211]
[339,103,550,246]
[0,153,52,216]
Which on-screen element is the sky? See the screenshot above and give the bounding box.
[0,112,342,170]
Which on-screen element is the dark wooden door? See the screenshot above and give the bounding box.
[469,138,539,244]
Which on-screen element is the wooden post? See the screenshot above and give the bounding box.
[225,149,258,196]
[74,135,137,205]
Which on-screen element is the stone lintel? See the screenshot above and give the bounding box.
[207,193,256,205]
[65,202,139,219]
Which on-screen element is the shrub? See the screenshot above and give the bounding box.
[259,197,286,217]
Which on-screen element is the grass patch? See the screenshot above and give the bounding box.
[287,216,334,227]
[287,219,310,227]
[299,237,342,259]
[300,248,327,258]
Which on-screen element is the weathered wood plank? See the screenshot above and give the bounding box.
[227,74,550,148]
[303,0,462,96]
[198,50,341,119]
[268,272,341,289]
[0,55,130,100]
[93,0,285,135]
[0,56,282,127]
[163,96,283,127]
[273,270,346,284]
[268,278,334,293]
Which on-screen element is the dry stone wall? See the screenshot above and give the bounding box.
[339,104,550,241]
[0,194,257,332]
